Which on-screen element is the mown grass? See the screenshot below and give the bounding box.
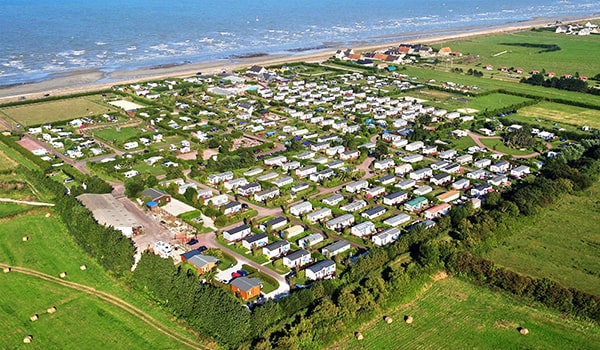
[0,140,39,170]
[93,126,151,146]
[0,95,117,127]
[0,273,188,350]
[515,101,600,129]
[340,278,600,350]
[0,203,34,218]
[0,210,208,347]
[462,93,533,112]
[488,182,600,295]
[478,137,536,156]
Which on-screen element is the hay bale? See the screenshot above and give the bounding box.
[45,213,51,218]
[59,272,67,278]
[80,264,87,271]
[47,306,56,314]
[29,314,38,322]
[3,266,10,273]
[519,328,529,335]
[23,335,33,344]
[405,315,414,324]
[22,236,29,242]
[384,316,393,324]
[355,332,364,340]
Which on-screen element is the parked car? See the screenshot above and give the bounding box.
[197,245,208,253]
[186,238,199,246]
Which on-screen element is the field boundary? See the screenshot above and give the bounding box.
[0,263,211,350]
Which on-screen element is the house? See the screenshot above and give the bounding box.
[402,154,424,165]
[373,158,395,170]
[262,240,291,259]
[431,173,452,186]
[467,169,488,180]
[187,255,219,274]
[223,201,242,215]
[254,187,280,202]
[424,203,451,220]
[123,141,139,150]
[322,240,351,258]
[365,186,386,199]
[237,182,261,196]
[372,227,401,246]
[345,180,369,193]
[305,260,336,280]
[383,191,408,205]
[231,277,263,300]
[206,194,228,206]
[291,182,310,193]
[488,175,509,186]
[351,221,376,237]
[405,141,424,152]
[264,155,287,166]
[471,184,493,197]
[378,175,396,185]
[289,201,313,216]
[340,149,360,160]
[396,179,416,190]
[311,141,330,152]
[410,168,433,181]
[124,170,140,178]
[322,193,344,206]
[242,234,269,250]
[180,249,201,262]
[452,178,470,190]
[244,168,264,176]
[306,208,333,223]
[340,200,367,212]
[404,196,429,211]
[395,163,413,175]
[441,163,461,174]
[141,188,171,204]
[456,154,473,164]
[325,214,355,230]
[490,160,510,173]
[310,169,335,182]
[510,165,530,178]
[298,233,324,249]
[283,225,305,239]
[223,224,251,242]
[383,213,411,227]
[295,165,318,178]
[281,161,301,172]
[272,176,294,187]
[474,159,492,169]
[361,206,386,220]
[283,249,312,268]
[413,185,433,196]
[208,171,234,184]
[422,145,438,155]
[260,216,288,232]
[431,161,449,171]
[436,190,460,203]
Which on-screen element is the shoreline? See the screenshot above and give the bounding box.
[1,14,598,103]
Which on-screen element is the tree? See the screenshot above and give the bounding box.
[375,140,389,160]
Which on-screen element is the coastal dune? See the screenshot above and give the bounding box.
[0,15,597,103]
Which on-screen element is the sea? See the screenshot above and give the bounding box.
[1,0,599,86]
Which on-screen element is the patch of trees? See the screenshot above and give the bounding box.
[520,74,589,93]
[466,68,484,77]
[500,42,561,53]
[503,125,537,148]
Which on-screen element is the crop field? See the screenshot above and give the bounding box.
[0,95,118,127]
[340,278,599,350]
[515,101,600,129]
[0,210,209,349]
[439,29,600,78]
[488,182,600,295]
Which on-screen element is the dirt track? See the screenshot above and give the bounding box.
[0,263,211,350]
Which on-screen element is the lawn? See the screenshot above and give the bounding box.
[462,93,533,112]
[0,95,118,127]
[339,278,600,350]
[488,181,600,295]
[515,101,600,129]
[478,137,537,156]
[0,273,188,350]
[93,126,151,146]
[0,203,35,218]
[0,210,207,347]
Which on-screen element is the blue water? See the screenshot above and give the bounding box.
[1,0,599,86]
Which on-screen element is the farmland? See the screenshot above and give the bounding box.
[339,278,600,350]
[488,182,600,295]
[0,95,118,127]
[515,101,600,129]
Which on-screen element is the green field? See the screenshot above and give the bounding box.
[340,278,600,350]
[94,126,150,146]
[0,210,210,349]
[478,137,537,156]
[0,140,38,170]
[438,29,600,78]
[0,96,118,127]
[488,182,600,295]
[462,93,533,112]
[515,101,600,129]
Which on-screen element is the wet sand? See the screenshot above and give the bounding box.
[1,15,598,103]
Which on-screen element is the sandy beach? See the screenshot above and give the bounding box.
[1,15,598,104]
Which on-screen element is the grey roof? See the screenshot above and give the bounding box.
[323,240,350,253]
[384,191,406,200]
[77,193,142,230]
[230,276,262,291]
[141,188,169,200]
[306,260,335,273]
[363,206,386,216]
[243,233,268,244]
[187,254,219,268]
[264,240,290,251]
[285,249,310,261]
[224,224,250,235]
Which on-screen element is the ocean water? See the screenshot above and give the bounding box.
[1,0,599,86]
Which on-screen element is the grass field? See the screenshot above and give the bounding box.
[488,182,600,295]
[0,210,211,349]
[0,140,39,170]
[0,203,35,219]
[461,93,533,112]
[438,29,600,78]
[478,137,537,156]
[515,101,600,129]
[339,278,600,350]
[94,126,151,146]
[0,95,118,127]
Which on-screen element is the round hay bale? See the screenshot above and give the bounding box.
[384,316,393,324]
[22,236,29,242]
[23,335,33,344]
[520,328,529,335]
[405,315,414,324]
[47,306,57,314]
[59,272,67,278]
[29,314,38,322]
[355,332,364,340]
[80,265,87,271]
[45,213,51,218]
[3,266,10,273]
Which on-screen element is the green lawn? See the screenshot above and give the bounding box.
[0,203,35,218]
[1,273,188,350]
[0,95,118,127]
[464,93,533,112]
[93,126,151,146]
[488,182,600,295]
[340,278,600,350]
[478,137,537,156]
